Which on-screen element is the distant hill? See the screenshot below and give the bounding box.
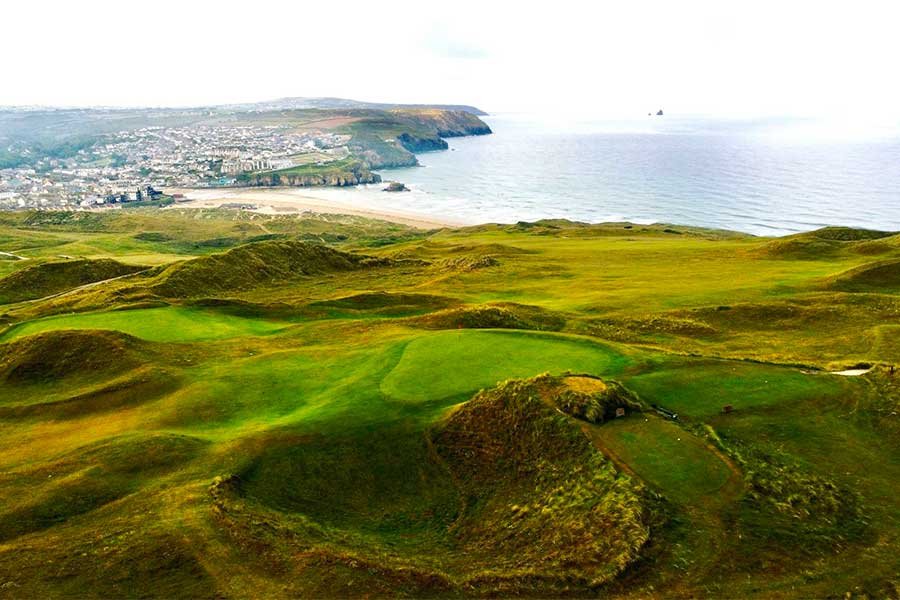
[224,96,489,116]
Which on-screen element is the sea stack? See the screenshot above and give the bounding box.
[383,181,410,192]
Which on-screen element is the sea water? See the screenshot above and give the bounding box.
[298,114,900,236]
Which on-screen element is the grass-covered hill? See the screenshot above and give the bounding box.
[0,258,145,304]
[0,210,897,598]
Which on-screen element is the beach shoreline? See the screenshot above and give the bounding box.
[164,187,461,230]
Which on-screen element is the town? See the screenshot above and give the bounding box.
[0,123,352,210]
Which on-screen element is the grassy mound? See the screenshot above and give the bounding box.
[755,227,898,260]
[540,374,644,424]
[0,366,178,419]
[310,291,458,316]
[415,302,566,331]
[0,329,143,385]
[586,314,717,342]
[754,237,845,260]
[699,426,868,563]
[800,227,895,241]
[445,242,533,256]
[0,258,145,304]
[219,377,652,594]
[389,241,532,261]
[0,433,206,543]
[825,258,900,292]
[433,255,500,272]
[432,377,652,590]
[150,240,393,297]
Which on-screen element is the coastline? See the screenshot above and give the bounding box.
[165,187,462,230]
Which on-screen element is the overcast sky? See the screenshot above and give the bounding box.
[3,0,899,118]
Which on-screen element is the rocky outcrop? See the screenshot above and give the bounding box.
[235,163,381,188]
[396,133,449,153]
[383,181,409,192]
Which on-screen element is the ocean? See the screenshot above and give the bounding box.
[297,114,900,236]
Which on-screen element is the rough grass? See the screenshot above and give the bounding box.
[0,258,146,304]
[825,257,900,292]
[431,377,652,590]
[149,240,392,298]
[309,291,458,317]
[0,329,143,385]
[414,302,566,331]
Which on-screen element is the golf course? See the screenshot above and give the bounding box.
[0,208,897,598]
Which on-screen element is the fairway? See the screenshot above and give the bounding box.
[623,360,857,418]
[381,329,630,402]
[0,306,292,343]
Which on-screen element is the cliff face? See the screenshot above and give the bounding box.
[396,132,449,153]
[237,108,491,188]
[352,109,491,170]
[236,162,381,188]
[391,109,493,138]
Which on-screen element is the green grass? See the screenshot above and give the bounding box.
[623,359,857,419]
[381,329,631,402]
[0,214,898,598]
[0,306,292,343]
[590,416,734,505]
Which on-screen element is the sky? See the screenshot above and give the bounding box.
[3,0,900,119]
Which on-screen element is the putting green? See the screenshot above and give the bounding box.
[0,306,291,343]
[381,329,630,402]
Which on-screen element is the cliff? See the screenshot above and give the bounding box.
[391,108,493,137]
[239,108,491,187]
[345,109,492,170]
[396,132,449,153]
[236,158,381,188]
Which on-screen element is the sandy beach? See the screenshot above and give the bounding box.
[165,187,460,230]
